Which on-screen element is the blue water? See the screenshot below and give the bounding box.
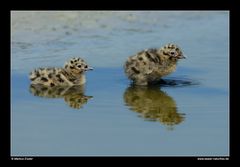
[11,11,229,156]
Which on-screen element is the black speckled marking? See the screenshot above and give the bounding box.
[70,60,73,64]
[131,67,140,74]
[48,73,52,78]
[69,78,75,82]
[59,78,64,82]
[41,77,48,82]
[30,77,37,81]
[50,83,55,87]
[56,74,64,82]
[146,52,157,63]
[138,57,143,61]
[70,66,74,69]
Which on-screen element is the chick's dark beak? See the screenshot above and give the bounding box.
[86,67,93,71]
[178,54,186,59]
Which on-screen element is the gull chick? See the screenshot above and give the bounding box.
[124,43,185,85]
[29,57,93,87]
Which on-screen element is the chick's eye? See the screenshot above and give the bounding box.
[77,65,81,68]
[85,65,88,68]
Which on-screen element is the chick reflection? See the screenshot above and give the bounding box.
[124,86,185,129]
[29,84,93,109]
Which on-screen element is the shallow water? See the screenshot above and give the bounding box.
[11,11,229,156]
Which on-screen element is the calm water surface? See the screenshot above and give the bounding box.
[11,11,229,156]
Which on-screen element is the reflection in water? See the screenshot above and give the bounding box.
[124,85,185,130]
[153,78,199,87]
[29,84,93,109]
